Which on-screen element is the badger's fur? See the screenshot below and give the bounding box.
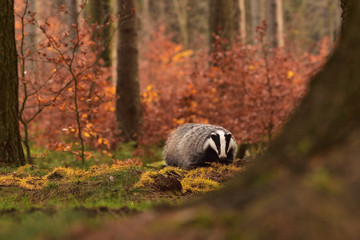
[164,123,237,169]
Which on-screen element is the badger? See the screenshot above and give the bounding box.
[164,123,237,169]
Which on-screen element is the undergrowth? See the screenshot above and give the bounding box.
[0,146,249,240]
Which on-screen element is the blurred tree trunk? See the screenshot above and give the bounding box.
[209,0,234,50]
[87,0,112,67]
[173,0,189,49]
[238,0,246,43]
[0,0,26,166]
[245,0,266,44]
[233,0,246,43]
[54,0,65,7]
[250,0,260,42]
[67,0,78,41]
[148,1,165,23]
[26,0,39,72]
[267,0,285,47]
[111,0,118,84]
[207,0,360,235]
[187,0,209,49]
[53,0,77,41]
[27,0,38,57]
[340,0,353,33]
[116,0,142,142]
[140,0,150,42]
[328,0,336,42]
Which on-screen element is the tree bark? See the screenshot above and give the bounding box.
[140,0,150,42]
[233,0,246,43]
[87,0,112,67]
[209,0,234,49]
[328,0,336,42]
[173,0,189,49]
[250,0,260,42]
[111,0,118,84]
[267,0,285,47]
[27,0,39,62]
[340,0,353,35]
[67,0,78,42]
[0,0,26,166]
[238,0,246,43]
[116,0,142,142]
[187,0,209,49]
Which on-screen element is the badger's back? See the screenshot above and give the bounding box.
[164,123,236,169]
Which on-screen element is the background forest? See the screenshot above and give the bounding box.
[14,0,339,166]
[0,0,345,239]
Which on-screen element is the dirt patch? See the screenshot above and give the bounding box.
[135,161,245,194]
[151,170,183,192]
[46,171,65,180]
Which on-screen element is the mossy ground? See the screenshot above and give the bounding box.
[0,147,250,240]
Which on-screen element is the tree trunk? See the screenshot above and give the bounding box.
[209,0,234,49]
[53,0,65,8]
[0,0,26,166]
[116,0,142,142]
[328,0,336,42]
[238,0,246,43]
[140,0,150,42]
[67,0,78,41]
[208,0,360,231]
[187,0,209,49]
[233,0,246,43]
[27,0,39,70]
[173,0,189,49]
[87,0,112,67]
[340,0,353,35]
[148,0,166,23]
[111,0,118,84]
[250,0,260,42]
[267,0,285,47]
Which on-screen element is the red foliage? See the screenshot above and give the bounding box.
[112,158,143,167]
[15,0,118,159]
[14,0,330,162]
[139,24,329,145]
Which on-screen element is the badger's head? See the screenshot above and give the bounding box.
[203,130,237,163]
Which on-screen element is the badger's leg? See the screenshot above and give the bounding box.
[164,154,179,167]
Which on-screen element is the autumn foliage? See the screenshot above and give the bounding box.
[14,1,330,163]
[140,24,329,145]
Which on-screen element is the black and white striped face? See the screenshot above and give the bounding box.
[204,130,237,160]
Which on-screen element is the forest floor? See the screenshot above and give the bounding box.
[0,151,252,240]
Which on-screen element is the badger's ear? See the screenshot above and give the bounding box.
[210,132,218,141]
[225,133,232,142]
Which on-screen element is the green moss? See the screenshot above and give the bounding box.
[181,177,219,193]
[0,149,248,240]
[135,162,243,194]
